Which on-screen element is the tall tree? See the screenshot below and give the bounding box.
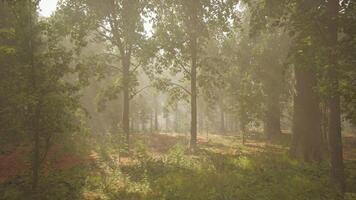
[151,0,238,149]
[245,0,325,161]
[288,1,325,162]
[290,61,323,162]
[1,0,80,191]
[327,0,345,192]
[58,0,153,149]
[257,33,290,140]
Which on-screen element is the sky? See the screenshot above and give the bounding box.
[39,0,59,17]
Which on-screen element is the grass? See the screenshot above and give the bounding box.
[0,133,355,200]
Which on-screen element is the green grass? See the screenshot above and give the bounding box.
[1,133,355,200]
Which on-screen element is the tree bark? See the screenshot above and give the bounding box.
[154,107,159,132]
[184,0,199,150]
[198,100,204,134]
[265,94,282,139]
[241,122,246,145]
[263,62,283,139]
[290,65,323,162]
[150,110,153,133]
[27,0,40,191]
[31,105,41,191]
[220,107,225,134]
[190,36,198,149]
[122,55,130,150]
[321,103,329,145]
[327,0,345,193]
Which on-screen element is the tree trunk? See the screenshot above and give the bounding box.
[327,0,345,192]
[32,107,40,191]
[122,55,130,150]
[141,111,146,133]
[328,94,345,192]
[150,110,153,133]
[220,108,225,134]
[154,108,159,132]
[165,111,170,132]
[130,115,134,133]
[198,101,204,135]
[206,115,209,140]
[187,0,199,150]
[265,94,282,139]
[28,0,40,191]
[241,123,246,145]
[263,62,283,139]
[174,104,179,133]
[321,103,329,145]
[290,65,323,162]
[190,36,197,149]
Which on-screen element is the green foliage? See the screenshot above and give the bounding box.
[97,127,129,160]
[0,0,82,160]
[2,134,355,200]
[1,0,355,199]
[165,144,186,166]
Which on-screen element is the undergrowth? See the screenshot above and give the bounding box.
[1,134,355,200]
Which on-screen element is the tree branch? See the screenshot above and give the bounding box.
[131,85,152,99]
[39,133,53,166]
[96,30,116,44]
[107,64,122,73]
[108,14,125,57]
[131,62,141,73]
[99,24,112,34]
[170,82,191,95]
[94,52,121,60]
[176,61,191,76]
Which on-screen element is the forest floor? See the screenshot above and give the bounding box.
[1,133,356,200]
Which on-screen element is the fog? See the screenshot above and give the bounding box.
[1,0,355,199]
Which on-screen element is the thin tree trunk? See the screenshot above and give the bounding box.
[239,110,248,145]
[150,110,153,133]
[263,63,282,139]
[327,0,345,193]
[206,116,209,140]
[220,107,225,135]
[265,95,281,139]
[174,104,179,133]
[187,0,199,150]
[155,108,159,132]
[198,101,204,135]
[122,55,130,150]
[28,0,40,191]
[32,105,40,191]
[130,110,134,133]
[165,111,170,132]
[190,37,197,149]
[321,103,329,145]
[241,123,246,145]
[141,111,146,133]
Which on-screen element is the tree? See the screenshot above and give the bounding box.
[1,0,80,191]
[58,0,154,149]
[0,1,25,139]
[151,0,238,149]
[327,0,345,192]
[245,0,325,161]
[257,32,290,140]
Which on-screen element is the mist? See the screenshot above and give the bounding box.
[1,0,356,199]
